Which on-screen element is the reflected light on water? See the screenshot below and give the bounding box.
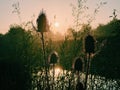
[50,65,63,77]
[36,66,63,77]
[54,66,62,76]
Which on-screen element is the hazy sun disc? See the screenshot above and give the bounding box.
[54,22,59,27]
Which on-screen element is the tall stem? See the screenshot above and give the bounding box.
[52,64,55,90]
[84,53,91,90]
[41,32,46,67]
[41,32,49,89]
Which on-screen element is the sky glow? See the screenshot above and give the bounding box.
[0,0,120,34]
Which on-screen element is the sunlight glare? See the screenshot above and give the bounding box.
[54,22,59,27]
[50,65,63,77]
[54,67,62,76]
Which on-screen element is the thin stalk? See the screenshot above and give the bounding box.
[40,32,49,89]
[84,53,91,90]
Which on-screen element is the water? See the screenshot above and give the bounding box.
[32,69,120,90]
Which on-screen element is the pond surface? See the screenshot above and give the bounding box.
[32,69,120,90]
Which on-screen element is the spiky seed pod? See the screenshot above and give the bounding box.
[48,51,59,64]
[36,11,49,32]
[85,34,95,54]
[73,57,83,72]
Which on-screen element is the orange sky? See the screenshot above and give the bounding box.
[0,0,120,34]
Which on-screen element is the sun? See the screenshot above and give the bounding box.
[54,22,59,27]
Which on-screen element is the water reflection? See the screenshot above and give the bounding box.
[32,69,120,90]
[49,65,63,78]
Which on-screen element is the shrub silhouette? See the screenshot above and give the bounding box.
[0,58,31,90]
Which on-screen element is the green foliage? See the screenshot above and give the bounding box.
[58,35,83,70]
[91,19,120,79]
[94,19,120,39]
[1,25,42,67]
[0,25,43,89]
[0,58,31,90]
